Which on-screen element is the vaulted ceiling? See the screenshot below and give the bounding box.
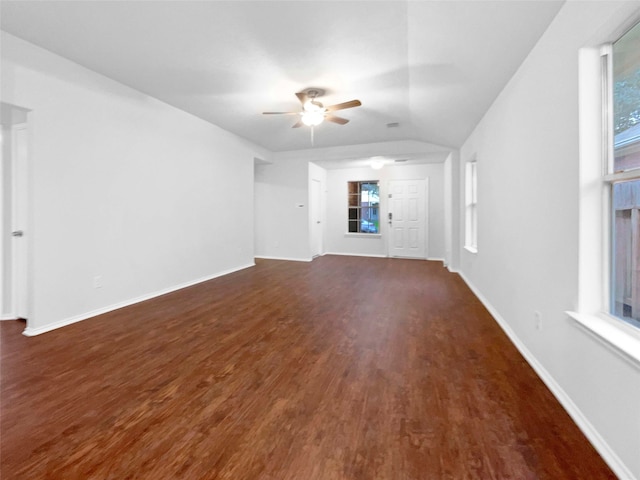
[0,1,564,152]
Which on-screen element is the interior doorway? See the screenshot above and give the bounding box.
[1,102,30,322]
[310,178,323,257]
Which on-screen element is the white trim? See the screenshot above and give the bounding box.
[22,263,255,337]
[254,255,312,262]
[604,168,640,183]
[1,315,18,321]
[323,252,387,259]
[11,123,29,321]
[427,257,445,263]
[577,46,610,317]
[464,159,478,252]
[458,271,636,480]
[388,256,427,260]
[566,311,640,369]
[343,233,382,239]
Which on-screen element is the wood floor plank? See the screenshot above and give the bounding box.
[1,256,615,479]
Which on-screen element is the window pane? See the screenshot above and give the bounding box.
[613,21,640,172]
[360,207,379,233]
[361,182,380,207]
[348,220,359,233]
[611,179,640,325]
[465,161,478,249]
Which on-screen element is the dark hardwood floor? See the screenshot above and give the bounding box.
[1,256,615,479]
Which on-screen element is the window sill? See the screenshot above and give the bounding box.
[464,245,478,254]
[344,233,382,239]
[566,311,640,369]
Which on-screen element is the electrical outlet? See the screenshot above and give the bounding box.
[93,275,103,289]
[534,311,542,331]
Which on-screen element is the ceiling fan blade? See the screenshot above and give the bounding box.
[292,119,304,128]
[325,115,349,125]
[295,92,308,104]
[263,111,299,115]
[325,99,361,112]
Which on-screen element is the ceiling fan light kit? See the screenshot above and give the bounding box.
[301,100,325,126]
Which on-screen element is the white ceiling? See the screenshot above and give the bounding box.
[0,1,564,153]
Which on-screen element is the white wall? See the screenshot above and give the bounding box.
[325,163,445,259]
[1,32,270,335]
[457,3,640,479]
[254,157,311,261]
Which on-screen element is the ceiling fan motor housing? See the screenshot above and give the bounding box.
[301,87,325,99]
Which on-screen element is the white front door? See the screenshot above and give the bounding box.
[388,179,427,258]
[310,178,323,257]
[11,123,29,319]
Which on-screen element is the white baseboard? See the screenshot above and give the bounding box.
[1,314,18,321]
[254,255,312,262]
[324,252,388,258]
[457,271,636,480]
[324,253,446,262]
[22,263,255,337]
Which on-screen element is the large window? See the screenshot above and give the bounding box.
[609,20,640,327]
[347,181,379,234]
[464,160,478,252]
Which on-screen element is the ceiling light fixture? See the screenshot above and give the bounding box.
[302,98,325,126]
[371,157,385,170]
[301,110,324,126]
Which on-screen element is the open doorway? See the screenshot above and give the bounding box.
[1,102,30,325]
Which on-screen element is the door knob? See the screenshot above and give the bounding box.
[12,230,24,237]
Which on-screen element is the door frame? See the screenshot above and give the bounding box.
[1,102,31,325]
[310,177,324,258]
[11,122,29,320]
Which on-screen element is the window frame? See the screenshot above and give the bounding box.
[346,180,380,235]
[604,34,640,329]
[464,159,478,253]
[568,23,640,367]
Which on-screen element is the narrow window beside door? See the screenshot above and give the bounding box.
[347,181,379,233]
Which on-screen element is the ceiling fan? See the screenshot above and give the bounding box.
[262,88,361,129]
